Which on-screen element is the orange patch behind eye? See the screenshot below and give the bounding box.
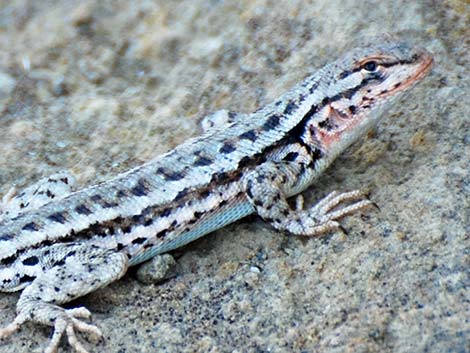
[314,104,354,147]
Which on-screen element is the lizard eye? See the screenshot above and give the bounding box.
[362,60,378,72]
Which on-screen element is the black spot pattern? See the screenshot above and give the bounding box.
[65,250,77,258]
[262,114,281,131]
[100,200,119,209]
[22,222,40,231]
[132,214,145,223]
[219,142,236,154]
[211,172,228,184]
[75,204,92,215]
[1,254,16,265]
[132,237,147,245]
[131,178,149,197]
[283,101,298,114]
[238,156,252,169]
[174,189,188,201]
[116,190,128,198]
[194,156,213,167]
[157,167,185,181]
[161,208,172,217]
[283,152,299,162]
[19,274,35,284]
[156,229,168,238]
[338,70,352,79]
[239,130,257,142]
[0,233,14,241]
[318,118,337,131]
[47,212,67,224]
[22,256,39,266]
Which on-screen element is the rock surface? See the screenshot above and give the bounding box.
[0,0,468,352]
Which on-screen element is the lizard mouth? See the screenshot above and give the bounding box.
[411,51,434,81]
[382,51,433,97]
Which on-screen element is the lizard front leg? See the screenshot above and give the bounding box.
[0,243,128,353]
[242,147,373,236]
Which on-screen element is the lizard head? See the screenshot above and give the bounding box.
[302,37,433,159]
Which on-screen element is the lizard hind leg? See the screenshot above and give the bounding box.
[0,243,128,353]
[200,109,248,132]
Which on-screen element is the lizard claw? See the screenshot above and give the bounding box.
[295,195,305,210]
[45,308,103,353]
[300,190,374,236]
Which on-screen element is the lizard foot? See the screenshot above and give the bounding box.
[0,306,102,353]
[299,190,373,235]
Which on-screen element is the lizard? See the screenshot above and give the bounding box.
[0,36,432,353]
